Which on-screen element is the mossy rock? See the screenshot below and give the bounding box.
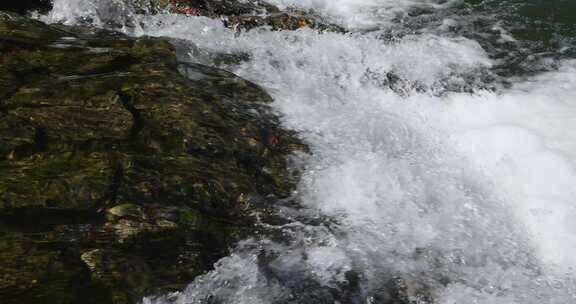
[0,235,104,304]
[0,11,306,304]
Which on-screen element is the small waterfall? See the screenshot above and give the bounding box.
[45,1,576,303]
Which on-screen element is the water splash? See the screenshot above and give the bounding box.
[45,0,576,303]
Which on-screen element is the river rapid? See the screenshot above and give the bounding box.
[43,0,576,303]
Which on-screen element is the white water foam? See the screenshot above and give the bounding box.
[46,1,576,303]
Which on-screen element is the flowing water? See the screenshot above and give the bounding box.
[43,0,576,303]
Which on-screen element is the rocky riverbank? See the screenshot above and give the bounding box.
[0,3,308,302]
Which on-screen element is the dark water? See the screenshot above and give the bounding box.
[370,0,576,87]
[460,0,576,76]
[0,0,52,14]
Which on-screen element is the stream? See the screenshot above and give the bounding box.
[43,0,576,303]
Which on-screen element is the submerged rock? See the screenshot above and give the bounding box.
[0,11,305,303]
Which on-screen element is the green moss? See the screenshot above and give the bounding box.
[178,209,203,226]
[0,153,114,211]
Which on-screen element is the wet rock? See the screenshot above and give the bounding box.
[0,235,101,304]
[106,216,178,243]
[0,11,305,304]
[143,0,345,32]
[226,11,339,32]
[0,0,52,15]
[0,12,302,213]
[370,276,436,304]
[155,0,278,16]
[80,249,152,303]
[107,203,143,218]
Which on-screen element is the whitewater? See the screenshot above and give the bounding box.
[44,0,576,303]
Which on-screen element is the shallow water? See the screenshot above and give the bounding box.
[45,0,576,303]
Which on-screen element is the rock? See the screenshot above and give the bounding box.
[138,0,345,32]
[0,235,100,304]
[0,11,306,304]
[107,218,178,242]
[154,0,277,16]
[0,0,52,15]
[107,203,143,218]
[80,249,153,303]
[370,276,436,304]
[0,12,303,214]
[226,12,339,32]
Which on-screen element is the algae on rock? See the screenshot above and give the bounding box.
[0,11,305,304]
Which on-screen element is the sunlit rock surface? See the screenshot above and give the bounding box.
[0,11,305,303]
